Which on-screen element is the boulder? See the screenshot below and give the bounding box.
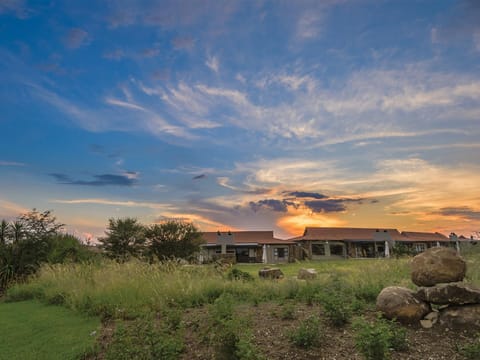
[411,247,466,286]
[297,268,317,280]
[376,286,431,324]
[258,267,284,279]
[416,282,480,305]
[439,304,480,330]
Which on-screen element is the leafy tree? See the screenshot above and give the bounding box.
[0,220,9,245]
[99,218,146,261]
[18,209,63,241]
[0,209,64,289]
[47,233,95,264]
[145,220,204,261]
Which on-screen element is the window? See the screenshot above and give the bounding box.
[274,247,288,259]
[312,243,325,256]
[414,243,426,253]
[330,244,344,256]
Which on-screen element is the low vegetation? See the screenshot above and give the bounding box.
[2,209,480,359]
[0,300,99,360]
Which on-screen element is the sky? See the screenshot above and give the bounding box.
[1,0,479,241]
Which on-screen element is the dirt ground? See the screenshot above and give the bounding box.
[180,302,476,360]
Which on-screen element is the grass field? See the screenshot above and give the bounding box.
[0,300,100,360]
[3,249,480,359]
[5,258,414,319]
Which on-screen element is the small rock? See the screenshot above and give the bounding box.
[424,311,439,324]
[297,268,317,280]
[376,286,431,324]
[420,319,433,328]
[411,247,466,286]
[258,267,284,279]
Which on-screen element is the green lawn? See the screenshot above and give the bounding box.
[0,300,100,360]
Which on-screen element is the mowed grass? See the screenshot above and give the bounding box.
[0,300,100,360]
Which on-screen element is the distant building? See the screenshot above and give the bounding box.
[291,227,454,260]
[200,231,294,264]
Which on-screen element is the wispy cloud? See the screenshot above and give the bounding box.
[437,207,480,221]
[172,36,195,50]
[296,12,323,40]
[50,172,138,186]
[0,198,29,218]
[0,0,31,18]
[103,49,125,60]
[63,28,89,49]
[0,160,25,166]
[192,174,207,180]
[52,198,172,210]
[206,55,219,73]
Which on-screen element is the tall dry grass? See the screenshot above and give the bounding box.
[7,252,479,319]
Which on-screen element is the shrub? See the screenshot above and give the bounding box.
[208,292,264,360]
[288,315,322,348]
[353,316,407,360]
[457,337,480,360]
[105,316,184,360]
[280,302,296,320]
[227,268,254,281]
[321,294,352,326]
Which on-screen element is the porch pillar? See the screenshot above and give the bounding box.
[384,241,390,258]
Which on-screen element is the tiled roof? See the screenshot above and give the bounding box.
[201,231,294,245]
[293,227,404,241]
[400,231,450,242]
[292,227,451,243]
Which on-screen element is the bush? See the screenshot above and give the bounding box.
[227,268,254,281]
[457,337,480,360]
[353,316,407,360]
[288,315,322,348]
[321,294,352,326]
[208,293,264,360]
[280,302,296,320]
[105,316,184,360]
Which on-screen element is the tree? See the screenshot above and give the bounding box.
[0,209,64,289]
[18,209,63,241]
[10,221,24,243]
[145,220,205,261]
[47,233,95,264]
[0,220,9,245]
[99,218,145,261]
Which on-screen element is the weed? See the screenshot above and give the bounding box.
[280,302,296,320]
[353,315,407,360]
[457,336,480,360]
[227,268,254,281]
[105,316,184,360]
[288,315,322,348]
[208,292,264,360]
[321,293,352,326]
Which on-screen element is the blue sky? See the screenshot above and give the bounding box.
[1,0,479,241]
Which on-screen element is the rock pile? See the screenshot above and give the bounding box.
[377,247,480,330]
